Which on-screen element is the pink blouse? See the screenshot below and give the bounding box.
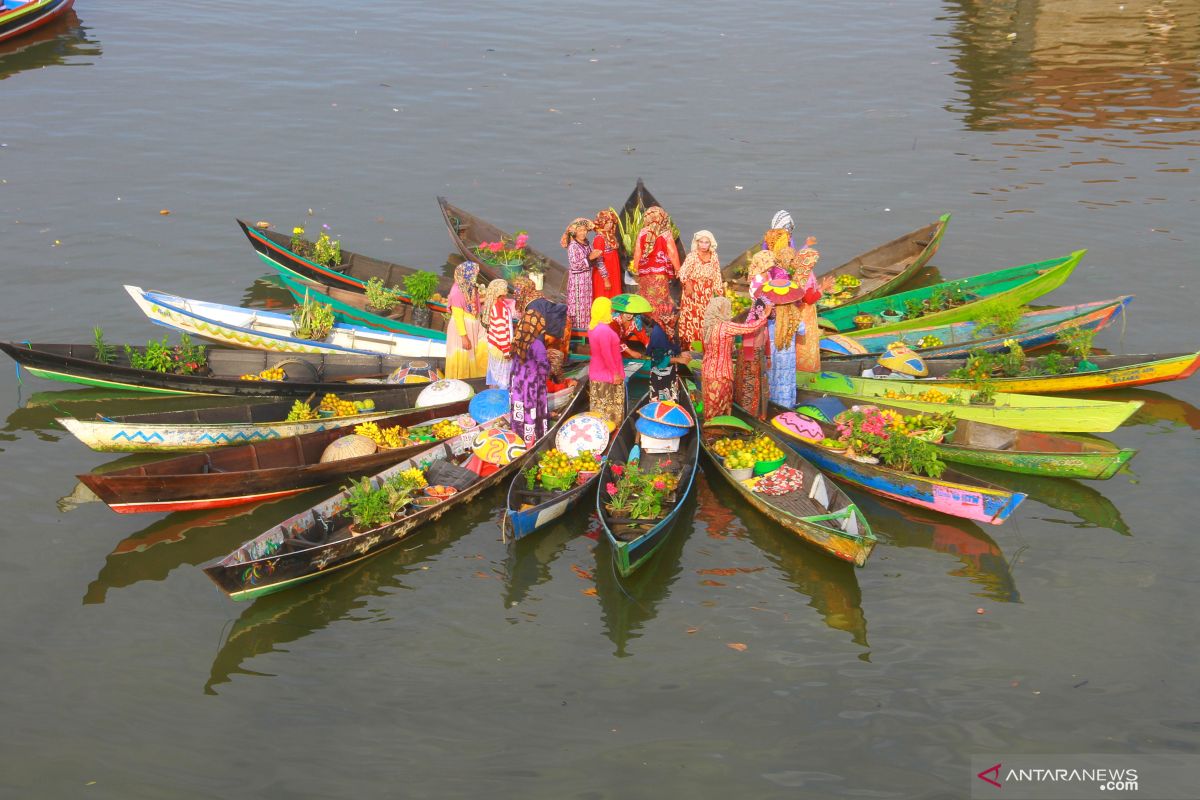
[587,323,624,383]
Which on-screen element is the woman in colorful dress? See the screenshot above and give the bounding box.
[511,275,542,315]
[561,217,595,333]
[615,311,649,359]
[587,296,625,429]
[735,295,774,419]
[763,286,806,409]
[747,250,788,301]
[508,308,551,448]
[590,209,621,303]
[790,242,824,373]
[528,298,571,386]
[445,261,489,380]
[677,229,724,348]
[700,296,770,421]
[763,209,819,263]
[646,312,687,402]
[481,279,513,389]
[631,205,680,322]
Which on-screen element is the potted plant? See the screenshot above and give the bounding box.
[343,476,392,535]
[1059,324,1098,372]
[473,231,529,269]
[382,473,416,518]
[973,300,1025,336]
[879,301,904,324]
[403,271,440,328]
[365,277,403,315]
[291,290,336,340]
[903,298,926,321]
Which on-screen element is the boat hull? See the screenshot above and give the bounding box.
[0,0,73,44]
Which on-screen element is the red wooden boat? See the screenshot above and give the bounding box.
[0,0,73,44]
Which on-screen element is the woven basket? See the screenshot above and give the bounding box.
[319,434,377,463]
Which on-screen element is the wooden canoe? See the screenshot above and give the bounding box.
[771,410,1027,525]
[818,350,1200,394]
[201,378,590,601]
[597,382,701,578]
[796,370,1143,433]
[818,250,1084,335]
[56,379,486,452]
[724,213,950,301]
[79,403,476,513]
[701,405,876,566]
[823,296,1133,360]
[437,196,569,298]
[0,0,72,44]
[126,285,446,359]
[1,341,447,397]
[788,390,1137,480]
[235,218,453,297]
[275,272,449,341]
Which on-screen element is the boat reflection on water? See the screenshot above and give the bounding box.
[958,466,1132,538]
[848,489,1020,603]
[500,516,579,609]
[82,492,327,606]
[1106,388,1200,432]
[701,472,869,650]
[0,10,99,82]
[241,274,295,311]
[204,492,498,694]
[593,489,695,658]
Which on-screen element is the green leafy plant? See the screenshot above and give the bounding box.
[1058,324,1096,364]
[382,473,416,517]
[1034,350,1069,375]
[312,232,342,266]
[995,339,1027,378]
[524,466,538,491]
[927,288,949,312]
[364,277,403,313]
[473,231,528,267]
[124,337,175,372]
[974,300,1026,335]
[289,225,307,254]
[604,460,676,519]
[969,378,997,405]
[172,333,207,375]
[343,477,392,531]
[874,432,946,478]
[903,298,926,319]
[291,290,336,340]
[403,271,440,309]
[93,326,116,365]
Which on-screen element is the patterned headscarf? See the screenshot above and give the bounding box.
[511,276,543,313]
[701,296,733,341]
[691,229,718,255]
[589,296,613,329]
[773,301,805,351]
[481,279,508,318]
[593,209,620,249]
[642,206,672,238]
[771,210,794,231]
[748,250,779,279]
[560,217,594,249]
[775,246,796,273]
[454,261,480,314]
[511,308,546,361]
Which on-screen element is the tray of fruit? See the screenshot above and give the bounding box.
[423,485,458,500]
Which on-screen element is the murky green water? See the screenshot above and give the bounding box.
[2,1,1197,796]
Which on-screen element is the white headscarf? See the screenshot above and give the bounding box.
[690,229,718,254]
[771,210,794,231]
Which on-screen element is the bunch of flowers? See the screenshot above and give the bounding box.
[473,232,529,266]
[605,459,678,519]
[832,405,946,477]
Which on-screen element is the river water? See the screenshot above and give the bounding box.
[2,1,1198,797]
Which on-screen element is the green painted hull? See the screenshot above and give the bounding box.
[819,250,1084,334]
[23,367,210,396]
[937,436,1136,479]
[268,262,449,342]
[797,370,1141,433]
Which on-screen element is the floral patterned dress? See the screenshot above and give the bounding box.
[636,230,676,322]
[509,338,550,448]
[701,313,770,421]
[566,239,592,334]
[677,251,723,347]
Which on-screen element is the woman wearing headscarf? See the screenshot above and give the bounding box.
[766,291,807,409]
[676,229,724,348]
[790,243,824,373]
[700,296,770,421]
[561,217,595,333]
[445,261,488,380]
[586,296,625,429]
[763,209,819,264]
[527,298,571,385]
[631,206,680,322]
[481,279,513,389]
[508,308,551,448]
[646,311,687,402]
[735,294,774,419]
[511,275,543,316]
[590,209,621,303]
[747,250,788,302]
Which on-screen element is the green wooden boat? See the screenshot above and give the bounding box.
[790,390,1137,479]
[276,272,449,342]
[818,250,1085,334]
[796,370,1141,433]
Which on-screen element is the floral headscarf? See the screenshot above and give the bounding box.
[511,275,543,313]
[454,261,481,314]
[511,309,547,361]
[642,206,672,238]
[701,296,733,341]
[748,250,779,279]
[481,279,508,318]
[593,209,620,249]
[560,217,594,249]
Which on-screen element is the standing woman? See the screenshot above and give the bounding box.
[747,250,788,301]
[590,209,621,303]
[631,206,680,322]
[445,261,489,380]
[562,217,595,333]
[528,298,571,386]
[677,229,724,348]
[481,279,513,389]
[735,296,774,419]
[760,282,808,409]
[790,242,824,373]
[586,297,625,429]
[700,296,770,421]
[508,308,551,448]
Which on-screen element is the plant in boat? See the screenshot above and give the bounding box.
[312,231,342,267]
[973,299,1025,335]
[1034,350,1069,376]
[364,277,404,313]
[605,460,676,519]
[289,226,307,254]
[1058,324,1097,370]
[291,290,336,340]
[124,337,175,373]
[172,333,207,375]
[342,476,392,532]
[473,232,528,267]
[903,298,926,320]
[382,473,417,517]
[93,326,116,365]
[833,406,946,477]
[402,271,440,310]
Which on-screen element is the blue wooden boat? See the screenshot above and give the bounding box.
[597,382,700,577]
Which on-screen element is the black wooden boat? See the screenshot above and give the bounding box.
[78,402,474,513]
[202,378,590,601]
[1,341,448,398]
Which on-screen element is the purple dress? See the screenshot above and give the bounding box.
[566,239,592,333]
[509,338,550,448]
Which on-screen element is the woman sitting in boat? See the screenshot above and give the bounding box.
[590,209,621,303]
[509,307,552,448]
[677,229,724,349]
[562,217,596,334]
[700,296,770,421]
[587,297,625,429]
[646,311,688,402]
[445,261,489,380]
[482,279,513,389]
[631,206,680,322]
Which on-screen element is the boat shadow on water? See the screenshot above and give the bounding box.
[204,490,501,694]
[956,465,1132,538]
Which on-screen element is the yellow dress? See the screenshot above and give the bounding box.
[445,305,488,380]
